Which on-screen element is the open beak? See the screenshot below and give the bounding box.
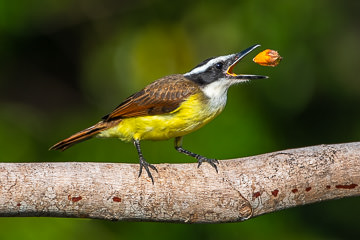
[226,44,268,80]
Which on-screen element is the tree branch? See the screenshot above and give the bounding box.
[0,142,359,223]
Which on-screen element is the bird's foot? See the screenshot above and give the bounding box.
[139,157,158,184]
[196,156,219,173]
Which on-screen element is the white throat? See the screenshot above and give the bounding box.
[202,78,248,97]
[201,78,247,111]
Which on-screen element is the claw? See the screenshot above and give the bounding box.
[174,137,219,174]
[139,157,158,184]
[197,156,219,173]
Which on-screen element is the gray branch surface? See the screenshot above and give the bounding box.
[0,142,359,223]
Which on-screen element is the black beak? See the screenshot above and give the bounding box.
[226,44,268,80]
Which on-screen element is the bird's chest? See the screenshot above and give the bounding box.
[172,92,227,129]
[139,93,226,139]
[106,91,228,141]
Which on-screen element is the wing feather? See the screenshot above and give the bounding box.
[102,74,199,121]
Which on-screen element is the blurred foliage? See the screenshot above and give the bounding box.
[0,0,360,239]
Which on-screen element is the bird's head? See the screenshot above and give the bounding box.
[184,45,267,96]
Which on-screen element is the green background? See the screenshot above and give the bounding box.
[1,0,359,239]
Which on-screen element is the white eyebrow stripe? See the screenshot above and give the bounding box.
[184,54,236,76]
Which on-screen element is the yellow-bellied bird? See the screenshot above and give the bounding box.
[50,44,268,183]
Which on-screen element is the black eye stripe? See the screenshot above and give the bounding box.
[215,62,223,69]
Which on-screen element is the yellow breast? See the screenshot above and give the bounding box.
[98,92,225,142]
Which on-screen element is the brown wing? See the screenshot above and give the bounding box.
[102,74,200,121]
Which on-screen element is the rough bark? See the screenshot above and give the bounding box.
[0,142,359,223]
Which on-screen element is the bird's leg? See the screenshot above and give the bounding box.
[174,136,219,172]
[133,139,158,183]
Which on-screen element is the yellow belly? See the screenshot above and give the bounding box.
[98,93,224,141]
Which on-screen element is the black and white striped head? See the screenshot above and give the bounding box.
[184,44,267,86]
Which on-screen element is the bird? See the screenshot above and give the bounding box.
[50,44,268,183]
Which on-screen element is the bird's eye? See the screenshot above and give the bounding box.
[215,62,223,70]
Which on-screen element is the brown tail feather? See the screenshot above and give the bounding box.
[49,121,114,151]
